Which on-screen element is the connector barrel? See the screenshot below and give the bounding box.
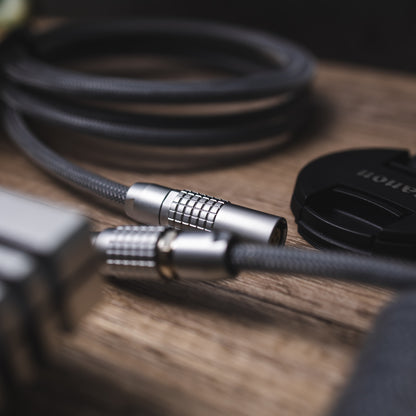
[124,183,286,245]
[93,226,165,280]
[93,226,236,281]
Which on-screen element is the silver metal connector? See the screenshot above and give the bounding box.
[0,188,102,330]
[0,187,103,404]
[124,183,287,245]
[93,226,237,281]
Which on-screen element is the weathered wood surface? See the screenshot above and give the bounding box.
[1,61,416,415]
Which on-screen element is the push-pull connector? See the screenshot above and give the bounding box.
[93,226,237,281]
[124,183,287,245]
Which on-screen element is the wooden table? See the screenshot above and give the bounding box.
[1,62,415,415]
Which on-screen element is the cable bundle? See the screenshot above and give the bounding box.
[1,19,315,186]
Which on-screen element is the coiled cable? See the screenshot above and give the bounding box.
[3,19,314,102]
[1,18,315,204]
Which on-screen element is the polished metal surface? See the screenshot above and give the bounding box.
[0,245,59,365]
[0,187,104,409]
[94,226,165,279]
[170,231,236,281]
[0,188,94,281]
[63,260,103,328]
[125,183,171,225]
[125,183,287,245]
[93,226,236,281]
[0,187,102,330]
[214,204,287,245]
[166,190,226,232]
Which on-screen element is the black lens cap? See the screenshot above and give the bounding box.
[291,148,416,259]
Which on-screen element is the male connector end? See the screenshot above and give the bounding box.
[124,183,287,245]
[93,226,237,281]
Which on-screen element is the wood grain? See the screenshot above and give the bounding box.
[1,61,415,415]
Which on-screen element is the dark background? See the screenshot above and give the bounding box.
[34,0,416,72]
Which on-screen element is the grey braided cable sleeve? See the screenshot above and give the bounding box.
[0,19,315,196]
[3,107,129,206]
[230,244,416,288]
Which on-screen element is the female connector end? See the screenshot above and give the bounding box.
[124,183,287,245]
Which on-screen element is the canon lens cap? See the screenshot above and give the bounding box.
[291,148,416,259]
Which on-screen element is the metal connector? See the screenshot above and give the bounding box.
[0,187,103,409]
[93,226,237,281]
[0,188,101,330]
[124,183,287,245]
